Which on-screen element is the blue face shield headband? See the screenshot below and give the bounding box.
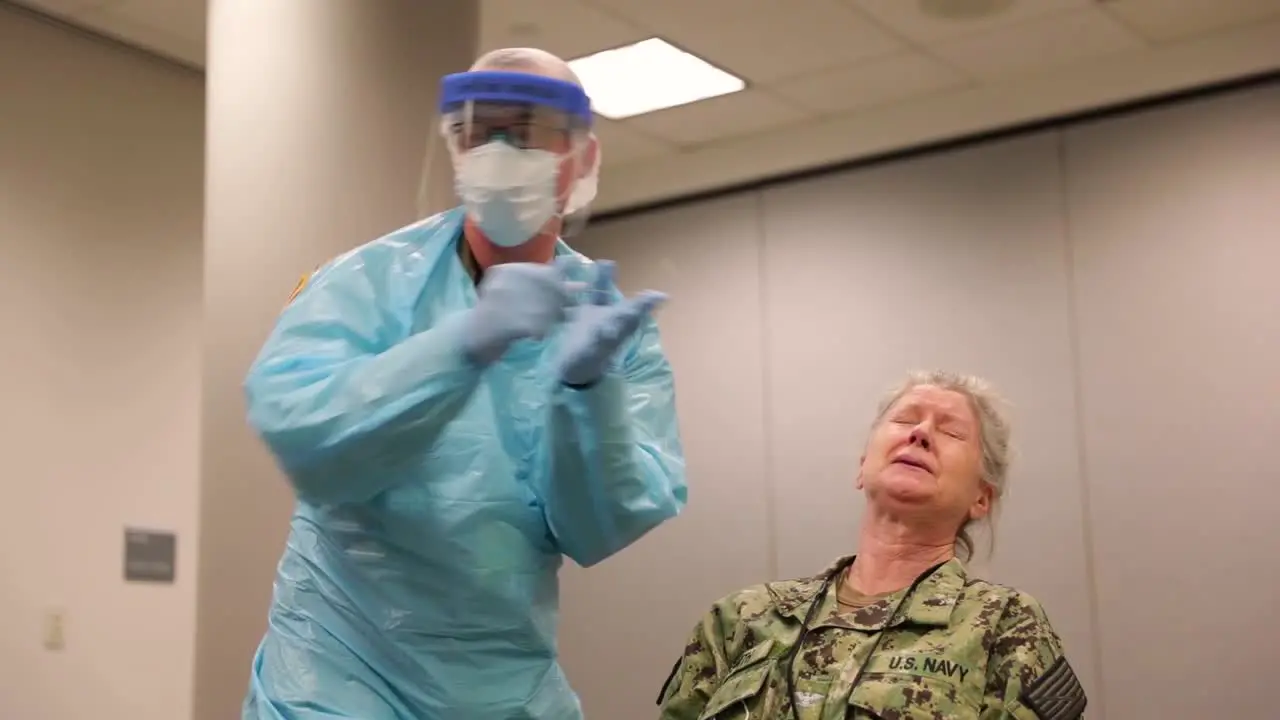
[438,70,594,127]
[439,71,593,153]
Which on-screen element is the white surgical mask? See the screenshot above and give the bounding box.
[455,141,560,247]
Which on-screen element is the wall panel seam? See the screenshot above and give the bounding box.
[1055,128,1109,720]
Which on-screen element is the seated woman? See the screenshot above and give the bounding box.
[657,371,1086,720]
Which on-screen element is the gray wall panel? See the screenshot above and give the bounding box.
[759,132,1100,708]
[1065,83,1280,719]
[557,80,1278,720]
[564,194,773,720]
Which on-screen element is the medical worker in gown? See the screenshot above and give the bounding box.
[240,47,687,719]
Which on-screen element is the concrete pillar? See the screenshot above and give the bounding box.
[195,2,478,717]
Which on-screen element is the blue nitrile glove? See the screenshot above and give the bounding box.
[555,260,667,387]
[462,258,584,366]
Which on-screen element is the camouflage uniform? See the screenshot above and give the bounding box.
[657,556,1085,720]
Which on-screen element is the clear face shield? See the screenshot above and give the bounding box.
[417,70,601,247]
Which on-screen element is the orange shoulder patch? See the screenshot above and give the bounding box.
[284,257,338,309]
[285,272,310,306]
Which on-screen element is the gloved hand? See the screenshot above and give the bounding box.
[462,259,583,366]
[555,260,667,387]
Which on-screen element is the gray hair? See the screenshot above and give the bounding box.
[872,370,1012,562]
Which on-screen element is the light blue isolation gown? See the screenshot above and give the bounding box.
[240,207,687,719]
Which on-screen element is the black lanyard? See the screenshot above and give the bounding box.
[783,558,946,720]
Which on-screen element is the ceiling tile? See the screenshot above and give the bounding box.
[625,89,808,146]
[1100,0,1280,43]
[73,5,204,65]
[7,0,106,17]
[930,7,1144,82]
[588,0,771,27]
[595,0,905,83]
[479,0,650,60]
[849,0,1091,44]
[767,51,969,115]
[107,0,205,44]
[592,118,677,164]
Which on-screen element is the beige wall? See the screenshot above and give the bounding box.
[0,6,203,720]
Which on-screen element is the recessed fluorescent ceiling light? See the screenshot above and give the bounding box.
[568,38,745,120]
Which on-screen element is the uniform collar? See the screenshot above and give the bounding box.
[772,555,968,632]
[458,232,483,282]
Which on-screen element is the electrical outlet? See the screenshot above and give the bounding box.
[43,608,66,651]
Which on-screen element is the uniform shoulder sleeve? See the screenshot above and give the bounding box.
[656,584,775,719]
[981,589,1087,720]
